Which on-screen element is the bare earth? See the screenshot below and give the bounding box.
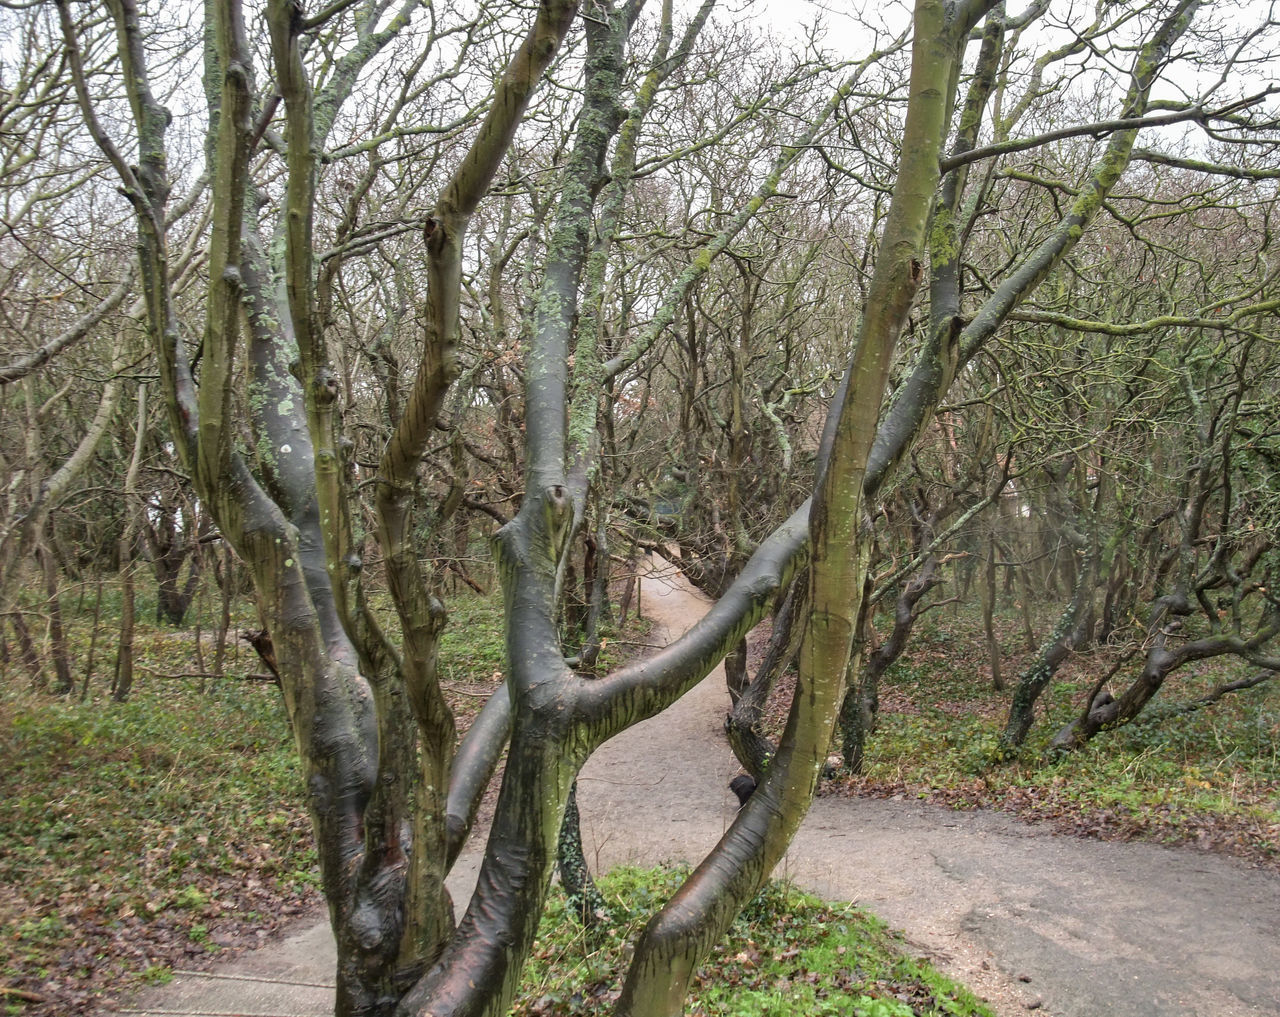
[128,565,1280,1017]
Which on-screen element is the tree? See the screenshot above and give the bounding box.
[993,156,1280,753]
[31,0,1280,1015]
[0,4,130,687]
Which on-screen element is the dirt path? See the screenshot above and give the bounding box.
[130,565,1280,1017]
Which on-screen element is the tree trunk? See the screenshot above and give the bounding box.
[212,541,233,681]
[840,557,941,772]
[982,535,1004,691]
[81,575,104,699]
[618,2,969,1007]
[113,557,137,703]
[726,580,800,778]
[1000,558,1095,753]
[39,545,74,696]
[8,613,43,685]
[556,780,609,927]
[114,383,148,702]
[723,637,749,705]
[155,558,199,625]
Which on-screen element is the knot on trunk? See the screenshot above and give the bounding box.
[543,484,573,560]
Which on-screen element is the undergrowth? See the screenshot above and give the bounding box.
[0,677,316,1015]
[514,867,993,1017]
[824,608,1280,864]
[1,581,509,1016]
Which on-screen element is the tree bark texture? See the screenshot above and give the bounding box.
[616,2,984,1010]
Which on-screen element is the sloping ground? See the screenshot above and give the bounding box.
[127,563,1280,1017]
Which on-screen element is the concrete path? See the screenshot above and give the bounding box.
[121,566,1280,1017]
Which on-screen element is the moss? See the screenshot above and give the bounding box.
[929,206,958,264]
[535,288,566,327]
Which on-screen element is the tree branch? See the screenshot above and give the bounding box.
[940,89,1275,174]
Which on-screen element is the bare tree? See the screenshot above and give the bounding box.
[34,1,1280,1015]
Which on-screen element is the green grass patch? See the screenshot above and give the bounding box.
[513,867,993,1017]
[439,589,507,683]
[0,676,317,1013]
[842,605,1280,863]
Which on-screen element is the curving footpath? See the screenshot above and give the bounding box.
[126,564,1280,1017]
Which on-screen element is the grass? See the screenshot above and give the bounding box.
[824,606,1280,863]
[0,578,506,1014]
[513,867,993,1017]
[0,670,317,1014]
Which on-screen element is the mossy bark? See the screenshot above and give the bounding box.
[615,3,980,1010]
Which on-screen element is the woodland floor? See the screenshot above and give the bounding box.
[116,560,1280,1017]
[572,561,1280,1017]
[7,561,1279,1017]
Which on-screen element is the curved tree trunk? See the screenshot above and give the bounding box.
[1000,557,1095,753]
[841,559,942,773]
[617,2,971,1007]
[726,580,800,778]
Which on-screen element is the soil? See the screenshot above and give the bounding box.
[129,561,1280,1017]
